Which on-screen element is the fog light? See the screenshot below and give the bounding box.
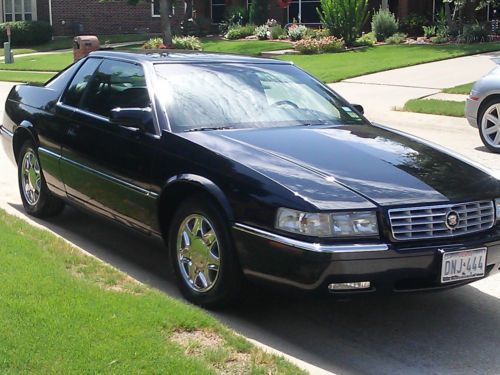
[328,282,371,291]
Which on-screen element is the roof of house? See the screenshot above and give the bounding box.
[89,50,292,65]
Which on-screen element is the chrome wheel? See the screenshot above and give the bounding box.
[21,150,41,206]
[176,214,221,293]
[481,103,500,149]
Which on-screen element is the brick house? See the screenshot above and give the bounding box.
[0,0,492,36]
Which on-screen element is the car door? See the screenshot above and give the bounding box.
[59,58,159,232]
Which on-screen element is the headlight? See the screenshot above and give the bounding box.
[275,208,379,237]
[495,198,500,221]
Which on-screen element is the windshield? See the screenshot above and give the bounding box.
[154,63,364,132]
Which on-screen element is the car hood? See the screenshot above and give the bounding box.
[182,124,499,208]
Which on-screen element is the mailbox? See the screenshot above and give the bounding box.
[73,35,100,61]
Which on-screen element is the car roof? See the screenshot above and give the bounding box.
[89,49,293,65]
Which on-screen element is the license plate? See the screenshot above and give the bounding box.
[441,248,487,283]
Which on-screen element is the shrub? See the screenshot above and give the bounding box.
[353,32,376,47]
[254,25,269,40]
[226,5,249,27]
[295,36,344,54]
[399,13,429,36]
[295,38,321,54]
[430,35,449,44]
[143,37,167,49]
[386,32,407,44]
[318,0,369,46]
[461,23,489,43]
[225,24,256,40]
[270,25,286,39]
[172,36,202,50]
[194,17,212,36]
[249,0,270,26]
[371,8,398,42]
[422,25,437,38]
[288,24,308,41]
[0,21,53,46]
[319,36,345,53]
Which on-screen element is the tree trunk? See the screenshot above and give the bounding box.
[445,2,453,31]
[160,0,173,46]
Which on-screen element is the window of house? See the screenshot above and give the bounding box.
[288,0,321,24]
[211,0,225,23]
[4,0,36,22]
[152,0,175,17]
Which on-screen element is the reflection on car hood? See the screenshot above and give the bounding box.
[183,124,499,208]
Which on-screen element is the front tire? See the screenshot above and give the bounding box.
[168,196,242,308]
[17,141,65,218]
[478,98,500,153]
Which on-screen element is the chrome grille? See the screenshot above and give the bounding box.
[388,201,495,240]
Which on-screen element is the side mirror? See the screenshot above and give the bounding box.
[352,104,364,115]
[110,107,153,131]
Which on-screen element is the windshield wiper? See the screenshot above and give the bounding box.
[185,126,234,132]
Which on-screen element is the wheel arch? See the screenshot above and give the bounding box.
[477,94,500,125]
[12,121,39,163]
[158,174,235,240]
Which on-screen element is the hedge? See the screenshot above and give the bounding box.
[0,21,53,46]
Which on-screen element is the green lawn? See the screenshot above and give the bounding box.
[0,71,55,84]
[0,52,73,71]
[403,99,465,117]
[0,209,303,374]
[0,34,151,57]
[280,43,500,83]
[442,82,474,95]
[202,39,292,56]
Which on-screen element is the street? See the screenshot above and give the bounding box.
[1,51,500,375]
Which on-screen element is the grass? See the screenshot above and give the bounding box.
[442,82,475,95]
[280,43,500,83]
[0,71,55,84]
[403,98,465,117]
[201,39,292,56]
[0,34,151,57]
[0,209,304,374]
[0,52,73,71]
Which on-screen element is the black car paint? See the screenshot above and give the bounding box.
[2,50,500,294]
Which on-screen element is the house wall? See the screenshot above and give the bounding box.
[46,0,189,36]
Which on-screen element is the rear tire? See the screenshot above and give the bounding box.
[478,98,500,153]
[168,195,242,308]
[17,141,65,218]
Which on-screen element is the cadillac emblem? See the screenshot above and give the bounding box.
[445,211,460,230]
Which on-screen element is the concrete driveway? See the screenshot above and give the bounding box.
[1,51,500,375]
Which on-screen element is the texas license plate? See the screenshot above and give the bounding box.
[441,248,487,283]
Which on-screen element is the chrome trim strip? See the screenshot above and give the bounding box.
[38,147,61,159]
[233,223,389,253]
[39,146,159,199]
[0,126,14,138]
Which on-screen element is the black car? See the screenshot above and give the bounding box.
[2,51,500,307]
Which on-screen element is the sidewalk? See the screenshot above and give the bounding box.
[330,50,500,114]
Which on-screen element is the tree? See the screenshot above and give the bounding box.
[125,0,173,46]
[249,0,270,26]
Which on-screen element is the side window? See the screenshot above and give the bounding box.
[61,58,102,107]
[80,60,151,118]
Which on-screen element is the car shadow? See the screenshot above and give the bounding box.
[9,203,500,375]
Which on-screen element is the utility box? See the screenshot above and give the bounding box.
[3,42,14,64]
[73,35,100,61]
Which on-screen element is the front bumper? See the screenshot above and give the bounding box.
[232,223,500,294]
[465,97,480,128]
